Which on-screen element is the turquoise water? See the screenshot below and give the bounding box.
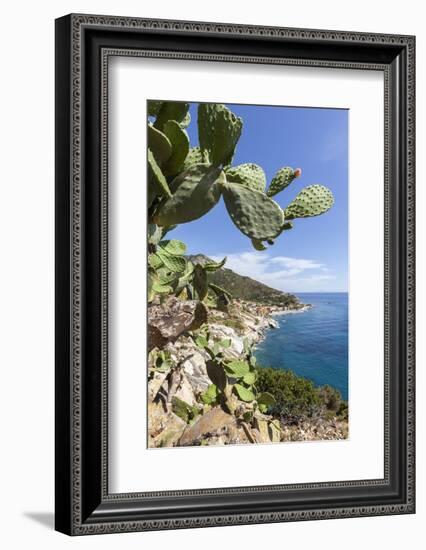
[254,293,348,400]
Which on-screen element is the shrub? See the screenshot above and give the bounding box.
[255,367,321,419]
[255,366,348,421]
[317,384,341,412]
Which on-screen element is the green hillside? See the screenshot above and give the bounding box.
[187,254,301,308]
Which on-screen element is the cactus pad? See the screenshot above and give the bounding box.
[147,149,172,199]
[233,384,255,402]
[203,257,227,272]
[267,167,301,197]
[156,248,187,272]
[182,147,209,171]
[154,164,224,226]
[154,101,189,130]
[158,239,186,256]
[151,281,173,294]
[148,252,164,269]
[156,270,179,285]
[147,124,172,165]
[198,103,242,166]
[225,163,266,192]
[222,181,284,240]
[284,184,334,219]
[161,120,190,176]
[147,100,163,117]
[209,282,232,299]
[193,264,208,300]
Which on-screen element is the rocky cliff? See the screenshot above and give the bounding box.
[148,297,347,448]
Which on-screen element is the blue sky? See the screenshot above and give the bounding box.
[170,103,348,293]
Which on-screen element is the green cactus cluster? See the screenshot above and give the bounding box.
[148,225,230,305]
[147,100,334,252]
[193,328,278,431]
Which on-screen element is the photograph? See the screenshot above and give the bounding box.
[147,100,349,448]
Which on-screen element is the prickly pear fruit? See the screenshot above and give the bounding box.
[222,181,284,240]
[284,184,334,219]
[267,167,301,197]
[154,164,224,226]
[147,124,172,165]
[147,149,172,199]
[154,101,189,130]
[225,164,266,192]
[162,120,190,176]
[198,103,242,166]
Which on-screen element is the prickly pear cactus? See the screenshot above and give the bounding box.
[154,164,225,226]
[198,103,243,166]
[156,249,187,272]
[154,101,189,130]
[225,163,266,192]
[147,149,171,202]
[148,124,172,165]
[157,239,186,256]
[222,181,284,240]
[182,146,209,171]
[161,120,190,176]
[284,184,334,219]
[267,167,301,197]
[147,100,163,117]
[147,100,334,249]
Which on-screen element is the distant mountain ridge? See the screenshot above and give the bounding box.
[187,254,301,308]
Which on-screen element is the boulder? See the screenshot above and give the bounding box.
[164,341,211,393]
[178,407,236,446]
[253,417,271,443]
[148,401,187,448]
[148,298,208,351]
[207,324,244,358]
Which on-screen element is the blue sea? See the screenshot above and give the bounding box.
[254,293,348,400]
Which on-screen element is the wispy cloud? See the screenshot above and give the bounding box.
[211,251,336,293]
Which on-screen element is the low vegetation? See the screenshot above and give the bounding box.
[255,366,348,422]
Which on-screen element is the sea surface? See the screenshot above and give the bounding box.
[254,293,348,400]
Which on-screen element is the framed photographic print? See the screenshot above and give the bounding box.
[55,14,415,535]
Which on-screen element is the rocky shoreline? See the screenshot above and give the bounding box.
[147,297,347,448]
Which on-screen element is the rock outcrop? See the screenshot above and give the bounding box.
[148,298,207,351]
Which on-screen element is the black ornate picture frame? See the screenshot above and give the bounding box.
[55,14,415,535]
